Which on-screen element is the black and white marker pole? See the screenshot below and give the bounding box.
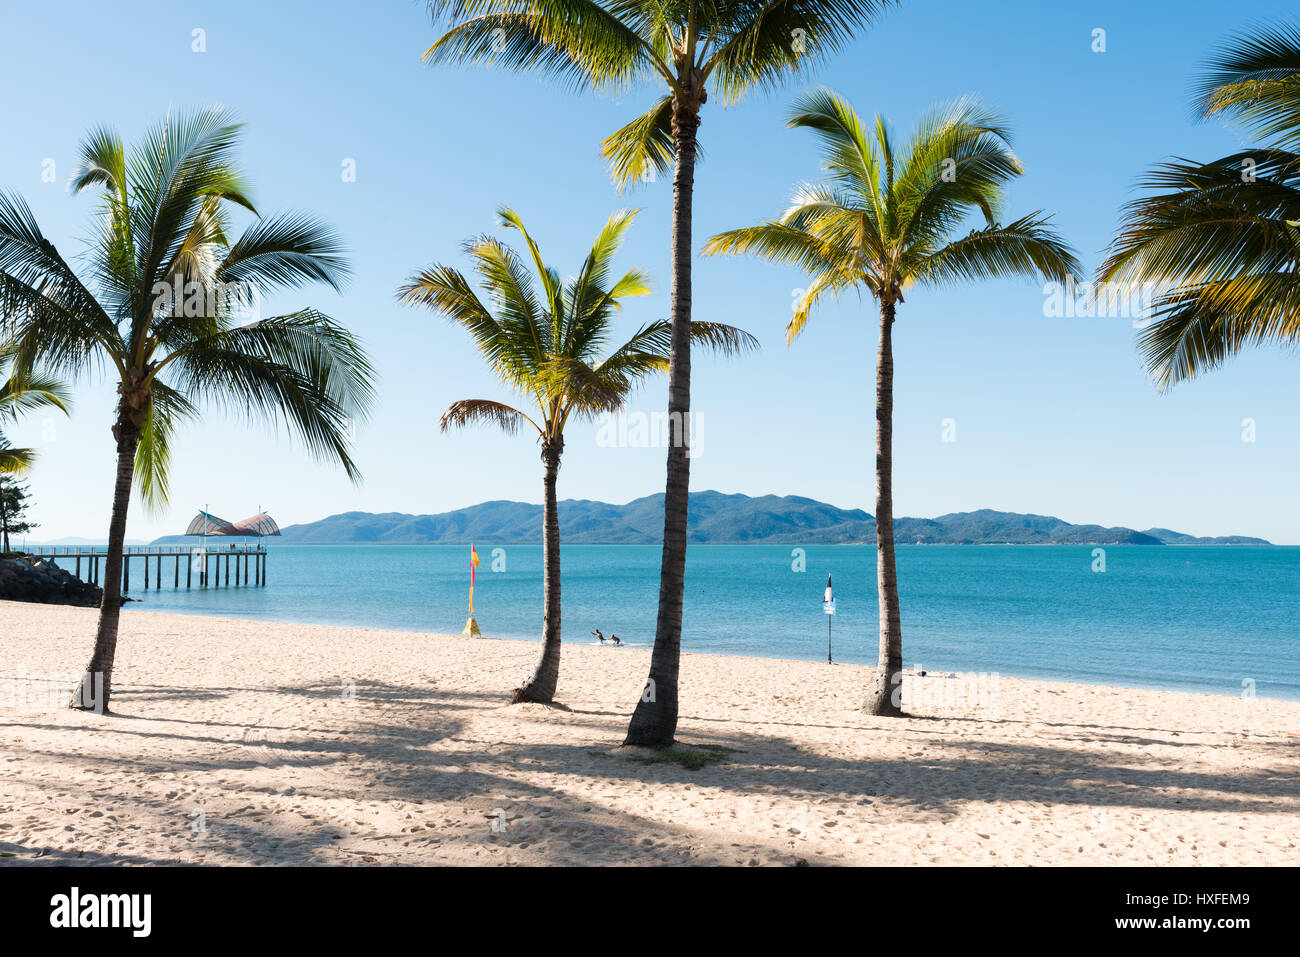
[823,574,835,663]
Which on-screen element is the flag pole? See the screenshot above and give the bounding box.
[824,574,834,664]
[461,542,482,637]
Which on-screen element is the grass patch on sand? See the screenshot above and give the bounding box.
[625,744,739,771]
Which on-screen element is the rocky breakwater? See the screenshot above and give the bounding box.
[0,554,104,607]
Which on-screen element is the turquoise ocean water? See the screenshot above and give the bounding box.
[113,543,1300,701]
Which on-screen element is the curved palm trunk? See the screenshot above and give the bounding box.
[625,101,699,747]
[512,441,563,703]
[864,299,904,716]
[71,404,140,713]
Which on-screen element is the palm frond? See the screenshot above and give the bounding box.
[1137,280,1300,389]
[0,353,72,416]
[218,211,350,294]
[440,397,540,434]
[1196,20,1300,149]
[591,316,758,395]
[1099,151,1300,294]
[424,3,653,95]
[496,206,564,325]
[396,262,518,372]
[0,443,36,474]
[702,221,861,277]
[601,95,677,190]
[566,208,647,355]
[468,235,550,363]
[134,381,197,511]
[910,214,1081,289]
[787,88,885,214]
[0,190,119,352]
[686,319,761,355]
[538,355,628,414]
[891,97,1021,244]
[123,107,255,318]
[162,310,376,484]
[706,0,896,106]
[786,267,856,342]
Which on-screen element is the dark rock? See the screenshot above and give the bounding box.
[0,554,104,608]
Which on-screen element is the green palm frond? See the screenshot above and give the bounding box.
[1196,20,1300,149]
[467,234,552,375]
[891,98,1021,242]
[684,319,761,355]
[1100,152,1300,294]
[788,88,885,206]
[163,310,372,483]
[1136,279,1300,389]
[0,443,35,474]
[910,214,1081,289]
[396,262,516,374]
[497,206,565,336]
[786,267,856,342]
[118,109,255,321]
[0,349,70,475]
[440,398,541,435]
[566,208,648,355]
[705,0,896,106]
[134,381,197,510]
[0,364,71,418]
[218,211,350,294]
[590,317,757,395]
[0,190,122,375]
[601,95,677,190]
[702,221,861,277]
[1100,23,1300,388]
[538,355,628,414]
[424,4,652,95]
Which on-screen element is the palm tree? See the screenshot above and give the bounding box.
[703,90,1079,715]
[0,349,70,475]
[1099,22,1300,387]
[399,207,753,704]
[0,109,375,713]
[425,0,893,745]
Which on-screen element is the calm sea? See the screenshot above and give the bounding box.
[117,543,1300,700]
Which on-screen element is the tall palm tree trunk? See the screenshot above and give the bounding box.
[71,405,139,713]
[513,441,563,703]
[864,298,904,716]
[625,100,700,747]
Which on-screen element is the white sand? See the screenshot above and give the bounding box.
[1,599,1297,866]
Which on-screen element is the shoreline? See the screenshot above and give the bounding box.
[3,599,1298,866]
[115,603,1300,705]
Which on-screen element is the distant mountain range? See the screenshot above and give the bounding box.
[150,492,1272,546]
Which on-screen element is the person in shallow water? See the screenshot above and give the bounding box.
[609,634,622,647]
[592,629,605,644]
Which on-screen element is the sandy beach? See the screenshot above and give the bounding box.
[0,599,1296,866]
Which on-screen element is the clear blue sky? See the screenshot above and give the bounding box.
[3,0,1298,543]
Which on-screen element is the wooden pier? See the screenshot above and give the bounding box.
[23,544,269,593]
